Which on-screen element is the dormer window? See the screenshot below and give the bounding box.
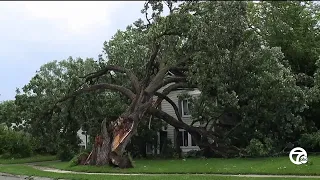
[181,99,191,117]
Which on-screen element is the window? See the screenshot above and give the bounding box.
[177,129,200,147]
[178,130,189,147]
[181,99,191,117]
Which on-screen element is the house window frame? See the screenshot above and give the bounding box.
[181,99,191,117]
[178,129,198,148]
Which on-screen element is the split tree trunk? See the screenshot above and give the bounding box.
[82,92,152,168]
[84,119,111,166]
[83,117,134,168]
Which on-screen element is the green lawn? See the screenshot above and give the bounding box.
[1,155,320,180]
[0,164,317,180]
[0,155,57,164]
[37,156,320,175]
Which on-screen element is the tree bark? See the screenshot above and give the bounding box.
[96,119,111,166]
[82,92,152,168]
[84,119,111,166]
[83,118,134,168]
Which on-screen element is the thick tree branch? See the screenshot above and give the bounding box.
[145,66,170,94]
[143,42,162,89]
[148,44,161,68]
[55,83,135,111]
[162,76,187,89]
[145,54,192,94]
[42,83,134,123]
[162,82,191,95]
[154,92,182,122]
[148,107,221,140]
[149,108,234,157]
[147,76,187,96]
[81,65,140,93]
[153,82,191,107]
[191,119,201,126]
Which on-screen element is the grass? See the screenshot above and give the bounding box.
[0,155,57,164]
[1,155,319,180]
[37,155,320,175]
[0,164,318,180]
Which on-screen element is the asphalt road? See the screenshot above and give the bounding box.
[0,176,22,180]
[0,173,53,180]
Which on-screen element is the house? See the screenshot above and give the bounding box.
[147,71,202,155]
[151,87,201,154]
[77,129,88,150]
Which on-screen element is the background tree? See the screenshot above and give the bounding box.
[14,57,104,157]
[248,1,320,152]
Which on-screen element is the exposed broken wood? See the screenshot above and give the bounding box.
[83,119,111,166]
[81,119,133,168]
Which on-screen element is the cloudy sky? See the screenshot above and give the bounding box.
[0,1,145,101]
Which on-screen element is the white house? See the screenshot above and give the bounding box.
[143,69,205,155]
[77,129,88,150]
[147,83,201,154]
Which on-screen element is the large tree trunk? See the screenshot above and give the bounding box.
[84,119,111,166]
[83,118,134,168]
[82,93,152,168]
[110,91,153,154]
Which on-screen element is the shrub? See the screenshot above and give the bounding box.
[184,150,204,158]
[245,138,273,157]
[159,139,175,158]
[68,151,89,167]
[298,131,320,151]
[57,132,82,161]
[0,125,33,158]
[57,144,77,161]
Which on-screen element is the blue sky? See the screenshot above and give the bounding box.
[0,1,145,101]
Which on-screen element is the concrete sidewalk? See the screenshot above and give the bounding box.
[31,165,320,179]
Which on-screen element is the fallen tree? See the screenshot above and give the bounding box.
[46,1,254,167]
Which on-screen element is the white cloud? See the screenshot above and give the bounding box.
[0,1,146,101]
[1,1,124,35]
